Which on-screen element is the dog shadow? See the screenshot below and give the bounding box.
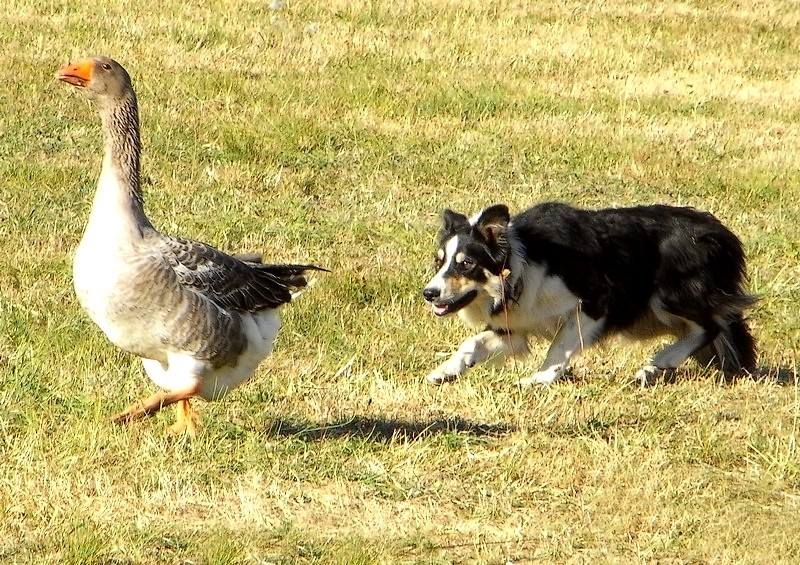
[749,365,797,385]
[262,414,516,443]
[609,364,797,387]
[677,364,797,386]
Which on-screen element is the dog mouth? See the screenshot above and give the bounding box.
[430,290,478,316]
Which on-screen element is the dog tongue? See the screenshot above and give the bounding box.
[432,304,449,316]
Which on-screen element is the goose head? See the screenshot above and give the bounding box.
[56,56,134,108]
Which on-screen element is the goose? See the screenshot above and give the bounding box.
[56,56,325,434]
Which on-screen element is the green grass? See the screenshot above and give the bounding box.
[1,0,799,562]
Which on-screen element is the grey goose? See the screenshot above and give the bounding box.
[56,56,325,434]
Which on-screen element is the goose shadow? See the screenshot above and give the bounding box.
[262,414,517,443]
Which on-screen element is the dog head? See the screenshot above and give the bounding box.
[423,204,512,321]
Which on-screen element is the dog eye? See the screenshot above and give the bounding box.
[433,257,444,270]
[459,259,475,269]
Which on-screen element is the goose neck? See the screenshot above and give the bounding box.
[88,92,153,237]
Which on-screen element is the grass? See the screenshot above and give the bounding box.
[1,0,799,562]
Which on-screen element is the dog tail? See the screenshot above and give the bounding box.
[692,294,758,375]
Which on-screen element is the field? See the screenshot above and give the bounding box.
[1,0,799,563]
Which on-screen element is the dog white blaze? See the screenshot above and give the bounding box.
[426,235,459,293]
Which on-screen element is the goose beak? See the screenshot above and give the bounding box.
[56,59,94,88]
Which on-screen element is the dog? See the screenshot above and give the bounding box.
[422,202,757,386]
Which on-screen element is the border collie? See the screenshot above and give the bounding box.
[422,202,757,386]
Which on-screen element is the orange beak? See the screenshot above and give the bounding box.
[55,59,94,88]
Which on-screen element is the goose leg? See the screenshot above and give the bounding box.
[168,398,200,436]
[111,384,199,427]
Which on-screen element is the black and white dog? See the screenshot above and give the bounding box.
[422,202,757,386]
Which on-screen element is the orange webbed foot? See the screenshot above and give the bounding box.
[168,398,201,436]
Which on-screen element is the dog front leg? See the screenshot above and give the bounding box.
[518,311,604,386]
[427,330,528,385]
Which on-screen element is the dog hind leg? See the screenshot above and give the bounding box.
[637,321,716,386]
[650,228,757,384]
[646,287,756,385]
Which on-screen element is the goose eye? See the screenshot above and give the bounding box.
[102,63,112,70]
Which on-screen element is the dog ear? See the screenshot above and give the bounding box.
[441,209,469,234]
[473,204,510,247]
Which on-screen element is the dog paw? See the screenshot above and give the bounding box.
[517,366,566,387]
[635,365,662,387]
[426,367,461,385]
[515,376,543,387]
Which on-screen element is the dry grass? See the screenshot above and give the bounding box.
[1,0,799,563]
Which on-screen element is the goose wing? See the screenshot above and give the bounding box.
[154,234,323,312]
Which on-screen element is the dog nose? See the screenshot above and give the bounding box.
[423,287,440,302]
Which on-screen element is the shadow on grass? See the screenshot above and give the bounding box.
[750,365,797,386]
[627,364,797,387]
[263,414,516,443]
